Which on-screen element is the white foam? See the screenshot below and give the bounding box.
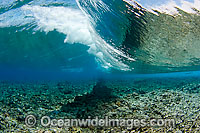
[21,5,135,71]
[148,0,200,15]
[22,5,93,45]
[125,0,200,15]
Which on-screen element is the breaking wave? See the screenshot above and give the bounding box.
[0,0,200,73]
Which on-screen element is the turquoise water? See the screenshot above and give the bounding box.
[0,1,200,132]
[0,0,200,80]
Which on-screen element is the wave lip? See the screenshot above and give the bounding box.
[22,5,135,71]
[0,1,135,72]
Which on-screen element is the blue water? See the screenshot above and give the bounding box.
[0,0,200,80]
[0,2,200,132]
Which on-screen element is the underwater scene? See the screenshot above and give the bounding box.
[0,0,200,132]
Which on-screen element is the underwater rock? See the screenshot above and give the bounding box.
[61,80,116,118]
[91,81,112,99]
